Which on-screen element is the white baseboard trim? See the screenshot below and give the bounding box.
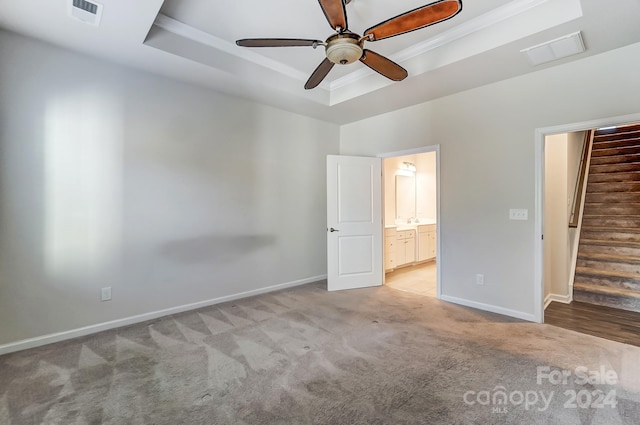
[0,275,326,356]
[440,294,537,322]
[544,293,572,309]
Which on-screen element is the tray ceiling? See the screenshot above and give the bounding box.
[2,0,640,123]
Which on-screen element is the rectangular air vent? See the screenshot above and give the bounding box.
[521,31,585,66]
[69,0,103,26]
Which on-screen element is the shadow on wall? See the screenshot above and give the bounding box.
[159,234,277,264]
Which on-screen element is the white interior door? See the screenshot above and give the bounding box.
[327,155,383,291]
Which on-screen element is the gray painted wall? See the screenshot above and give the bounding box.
[340,42,640,319]
[0,30,339,346]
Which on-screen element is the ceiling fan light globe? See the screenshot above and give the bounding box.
[325,36,363,65]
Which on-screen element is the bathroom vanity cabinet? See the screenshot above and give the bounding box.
[385,224,436,272]
[417,224,437,262]
[395,229,416,267]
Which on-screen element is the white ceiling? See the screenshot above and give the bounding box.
[2,0,640,124]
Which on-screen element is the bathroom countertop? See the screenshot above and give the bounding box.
[386,220,437,231]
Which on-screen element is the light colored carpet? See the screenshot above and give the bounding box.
[1,281,640,424]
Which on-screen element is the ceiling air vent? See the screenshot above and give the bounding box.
[69,0,103,26]
[521,31,585,66]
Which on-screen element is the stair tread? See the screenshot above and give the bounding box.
[584,202,640,207]
[584,210,640,214]
[582,214,640,218]
[585,190,640,193]
[592,138,640,147]
[578,252,640,263]
[581,225,640,233]
[591,147,640,157]
[593,134,640,142]
[587,171,640,181]
[585,194,640,198]
[589,161,640,170]
[588,180,638,187]
[593,143,640,149]
[585,195,640,202]
[583,211,640,215]
[591,152,640,159]
[579,238,640,247]
[575,267,640,280]
[587,181,640,184]
[573,281,640,298]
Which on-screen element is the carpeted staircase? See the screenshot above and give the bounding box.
[574,123,640,312]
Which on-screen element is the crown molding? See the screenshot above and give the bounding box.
[396,0,550,64]
[330,0,552,90]
[152,14,327,88]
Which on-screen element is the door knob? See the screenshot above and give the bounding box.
[329,227,339,232]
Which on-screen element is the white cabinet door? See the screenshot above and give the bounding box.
[385,253,396,271]
[405,231,416,263]
[428,230,437,258]
[418,231,429,261]
[395,230,416,266]
[418,225,437,261]
[395,241,406,266]
[384,232,397,271]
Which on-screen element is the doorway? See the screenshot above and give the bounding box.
[534,112,640,323]
[542,131,586,306]
[380,147,440,298]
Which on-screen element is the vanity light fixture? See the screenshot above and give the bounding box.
[400,162,417,173]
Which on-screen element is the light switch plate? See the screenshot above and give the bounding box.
[509,209,528,220]
[101,287,112,301]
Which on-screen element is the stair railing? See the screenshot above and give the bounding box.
[569,130,594,228]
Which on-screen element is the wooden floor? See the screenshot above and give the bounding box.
[545,301,640,347]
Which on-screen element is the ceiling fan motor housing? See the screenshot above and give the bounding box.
[325,33,363,65]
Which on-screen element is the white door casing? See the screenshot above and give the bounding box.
[327,155,383,291]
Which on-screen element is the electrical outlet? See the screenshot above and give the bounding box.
[101,287,112,301]
[509,209,528,220]
[476,274,485,285]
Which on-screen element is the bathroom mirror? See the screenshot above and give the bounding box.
[396,175,416,221]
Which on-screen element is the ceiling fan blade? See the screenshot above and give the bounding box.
[364,0,462,41]
[359,49,408,81]
[318,0,348,31]
[305,58,335,90]
[236,38,323,48]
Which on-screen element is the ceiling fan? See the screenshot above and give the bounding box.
[236,0,463,89]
